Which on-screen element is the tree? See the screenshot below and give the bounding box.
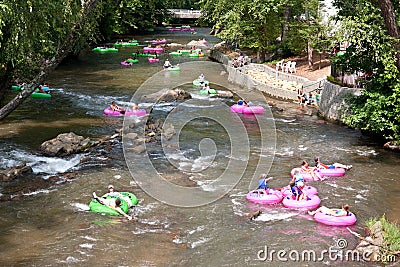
[0,0,101,120]
[333,0,400,144]
[377,0,400,72]
[199,0,285,62]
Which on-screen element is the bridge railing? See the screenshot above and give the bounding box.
[168,9,202,14]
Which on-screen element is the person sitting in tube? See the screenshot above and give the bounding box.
[237,99,248,106]
[203,84,212,94]
[257,174,273,192]
[308,204,350,217]
[301,160,323,181]
[198,73,205,82]
[290,180,307,201]
[110,101,125,114]
[292,169,304,186]
[102,184,134,208]
[163,59,172,69]
[92,192,133,220]
[314,157,352,170]
[131,103,139,110]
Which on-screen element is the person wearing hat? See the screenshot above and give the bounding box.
[102,185,134,208]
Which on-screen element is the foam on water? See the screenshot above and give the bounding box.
[79,243,93,249]
[254,211,300,222]
[190,237,212,248]
[14,188,58,197]
[71,203,90,211]
[4,149,83,175]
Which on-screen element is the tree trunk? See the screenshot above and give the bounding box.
[0,0,100,121]
[319,53,322,70]
[305,9,313,69]
[308,41,313,69]
[257,47,265,63]
[281,5,290,42]
[378,0,400,72]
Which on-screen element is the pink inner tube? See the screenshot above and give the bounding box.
[291,167,345,180]
[143,47,163,54]
[120,61,132,66]
[313,210,357,226]
[282,195,321,209]
[103,107,146,117]
[281,185,318,197]
[148,58,159,63]
[230,104,245,113]
[246,189,283,205]
[242,106,264,114]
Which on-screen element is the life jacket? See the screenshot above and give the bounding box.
[257,178,268,189]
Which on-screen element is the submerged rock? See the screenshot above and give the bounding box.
[39,132,97,157]
[383,141,400,152]
[0,163,33,182]
[141,88,191,103]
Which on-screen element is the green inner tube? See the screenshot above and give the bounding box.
[168,66,180,71]
[93,47,118,53]
[135,53,156,58]
[169,52,182,56]
[122,43,138,47]
[193,79,209,87]
[11,85,23,91]
[32,89,51,99]
[105,48,118,52]
[178,50,191,54]
[126,59,139,63]
[188,53,200,58]
[199,89,216,95]
[89,192,138,216]
[119,192,139,206]
[89,196,129,216]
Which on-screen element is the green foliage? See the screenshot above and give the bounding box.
[198,0,328,59]
[366,215,400,257]
[0,0,100,84]
[327,75,344,86]
[334,0,400,143]
[0,0,176,86]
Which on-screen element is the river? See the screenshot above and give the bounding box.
[0,27,399,266]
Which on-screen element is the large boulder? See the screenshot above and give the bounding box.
[141,88,191,103]
[39,132,96,156]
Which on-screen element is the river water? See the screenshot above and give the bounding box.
[1,27,399,266]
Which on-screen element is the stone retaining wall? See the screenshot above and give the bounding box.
[209,49,362,122]
[319,81,363,121]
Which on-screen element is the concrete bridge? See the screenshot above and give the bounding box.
[168,9,202,19]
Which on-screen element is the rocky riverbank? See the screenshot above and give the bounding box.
[0,88,196,201]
